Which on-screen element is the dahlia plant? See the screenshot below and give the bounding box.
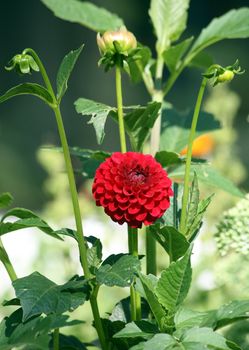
[0,1,249,349]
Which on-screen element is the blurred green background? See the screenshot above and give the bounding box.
[0,0,248,209]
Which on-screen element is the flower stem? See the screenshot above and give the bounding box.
[0,237,17,282]
[179,77,208,233]
[115,65,127,153]
[147,54,164,276]
[53,328,59,350]
[26,49,108,350]
[128,226,141,321]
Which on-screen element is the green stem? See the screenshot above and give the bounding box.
[115,65,127,153]
[128,226,141,321]
[53,328,59,350]
[0,237,17,282]
[27,49,107,350]
[147,54,164,276]
[179,77,208,233]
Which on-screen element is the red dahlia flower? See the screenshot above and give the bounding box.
[92,152,173,228]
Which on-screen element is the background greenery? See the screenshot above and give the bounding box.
[0,0,248,208]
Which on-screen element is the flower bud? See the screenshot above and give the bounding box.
[97,27,137,56]
[5,53,39,75]
[217,70,234,83]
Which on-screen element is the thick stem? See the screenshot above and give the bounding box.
[179,77,208,233]
[128,226,141,321]
[115,65,127,153]
[53,328,59,350]
[0,237,17,282]
[146,228,156,275]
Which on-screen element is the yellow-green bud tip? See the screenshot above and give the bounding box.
[217,70,234,83]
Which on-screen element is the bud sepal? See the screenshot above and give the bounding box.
[203,60,244,86]
[5,51,39,75]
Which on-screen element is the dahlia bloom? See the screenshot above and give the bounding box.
[92,152,173,228]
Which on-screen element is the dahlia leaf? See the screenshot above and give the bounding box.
[96,254,140,287]
[187,8,249,61]
[160,107,220,153]
[185,172,199,235]
[169,164,244,198]
[149,225,189,261]
[13,272,90,321]
[56,44,84,101]
[155,246,192,313]
[52,334,88,349]
[86,235,102,273]
[0,83,54,107]
[188,51,214,70]
[41,0,124,33]
[113,321,157,340]
[122,102,161,151]
[0,207,62,240]
[149,0,190,54]
[0,192,13,209]
[155,151,182,167]
[125,45,152,83]
[174,307,210,330]
[75,97,115,144]
[138,273,166,330]
[163,37,193,73]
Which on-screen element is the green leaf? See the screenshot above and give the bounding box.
[149,0,190,53]
[96,254,141,287]
[119,102,161,152]
[188,51,214,69]
[126,46,152,83]
[156,247,192,313]
[155,151,181,167]
[143,333,177,350]
[188,8,249,59]
[169,164,244,198]
[149,225,190,261]
[138,273,166,330]
[0,208,62,240]
[174,307,210,330]
[75,98,115,144]
[163,37,193,73]
[56,45,84,101]
[41,0,124,32]
[0,83,54,107]
[185,173,199,234]
[0,193,13,209]
[86,235,102,273]
[114,321,157,340]
[160,107,220,153]
[54,334,88,350]
[13,272,90,321]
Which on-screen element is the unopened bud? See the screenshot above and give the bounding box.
[97,27,137,56]
[217,70,234,83]
[5,53,39,75]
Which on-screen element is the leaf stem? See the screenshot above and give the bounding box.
[27,49,108,350]
[115,64,127,153]
[179,77,208,233]
[128,226,141,321]
[0,237,17,282]
[53,328,59,350]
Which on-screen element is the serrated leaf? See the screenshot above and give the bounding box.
[138,273,166,330]
[160,107,220,153]
[156,247,192,313]
[169,164,244,198]
[163,37,193,73]
[174,307,210,331]
[0,193,13,209]
[75,98,115,144]
[86,235,102,273]
[96,254,140,287]
[13,272,90,321]
[143,333,177,350]
[155,151,181,167]
[185,173,199,234]
[41,0,124,32]
[112,102,161,152]
[114,321,157,340]
[149,0,190,53]
[188,8,249,59]
[0,208,62,240]
[0,83,54,107]
[56,45,84,100]
[149,225,190,261]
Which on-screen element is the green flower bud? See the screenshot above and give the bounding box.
[5,53,39,75]
[203,60,244,87]
[97,27,137,56]
[217,70,234,83]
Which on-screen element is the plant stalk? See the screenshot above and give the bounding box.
[53,328,59,350]
[0,237,17,282]
[115,65,127,153]
[179,77,208,233]
[27,49,107,350]
[128,226,141,321]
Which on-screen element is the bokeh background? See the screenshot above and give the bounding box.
[0,0,248,208]
[0,0,249,348]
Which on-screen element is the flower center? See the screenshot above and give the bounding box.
[128,168,147,184]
